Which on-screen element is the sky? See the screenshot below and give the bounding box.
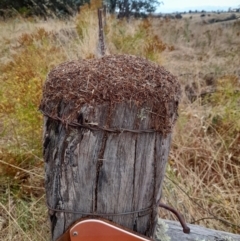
[157,0,240,13]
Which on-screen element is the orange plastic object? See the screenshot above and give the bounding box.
[69,219,152,241]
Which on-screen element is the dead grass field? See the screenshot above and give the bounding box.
[152,15,240,234]
[0,5,239,240]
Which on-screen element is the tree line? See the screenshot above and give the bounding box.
[0,0,160,18]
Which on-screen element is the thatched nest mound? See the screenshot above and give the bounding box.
[40,54,180,134]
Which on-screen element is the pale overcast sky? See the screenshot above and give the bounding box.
[157,0,240,12]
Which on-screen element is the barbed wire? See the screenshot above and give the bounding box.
[40,110,161,134]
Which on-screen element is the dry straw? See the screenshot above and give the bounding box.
[40,54,181,134]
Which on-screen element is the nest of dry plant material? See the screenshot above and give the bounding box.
[40,54,180,134]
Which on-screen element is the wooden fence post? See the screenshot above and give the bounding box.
[40,55,180,241]
[98,8,105,56]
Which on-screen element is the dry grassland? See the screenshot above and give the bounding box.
[0,4,239,240]
[153,15,240,235]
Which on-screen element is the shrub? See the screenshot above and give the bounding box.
[0,28,66,157]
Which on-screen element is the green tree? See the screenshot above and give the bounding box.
[105,0,161,18]
[0,0,90,17]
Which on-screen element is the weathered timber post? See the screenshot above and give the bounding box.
[39,54,180,241]
[98,8,105,56]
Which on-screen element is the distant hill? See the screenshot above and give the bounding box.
[157,5,236,13]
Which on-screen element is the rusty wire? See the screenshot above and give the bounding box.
[46,203,154,217]
[165,175,240,231]
[46,201,190,234]
[41,110,161,134]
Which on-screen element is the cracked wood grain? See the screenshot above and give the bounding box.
[43,101,176,240]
